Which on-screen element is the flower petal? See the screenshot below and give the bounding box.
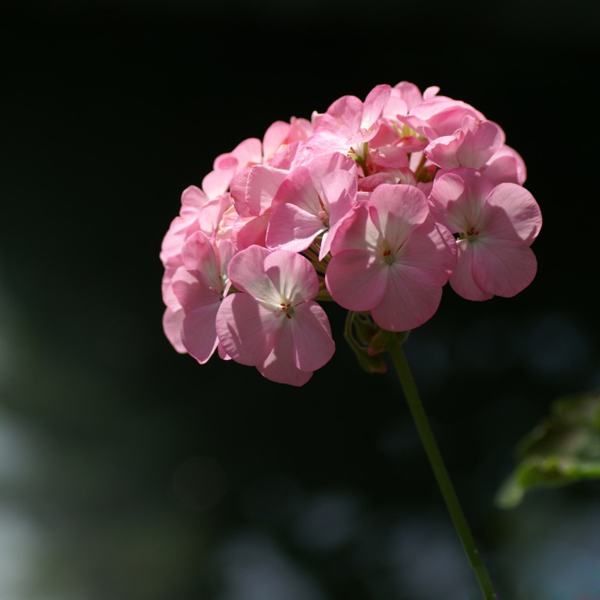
[256,325,313,387]
[481,145,527,185]
[330,204,379,254]
[182,303,220,364]
[370,184,429,248]
[449,241,493,301]
[361,84,392,130]
[163,307,186,353]
[264,250,320,305]
[456,119,505,170]
[172,268,220,313]
[227,245,280,305]
[395,217,457,286]
[326,249,388,310]
[289,302,335,371]
[371,264,444,331]
[215,293,277,366]
[245,165,288,216]
[483,184,542,244]
[181,232,221,291]
[266,203,324,252]
[472,238,538,297]
[272,166,320,213]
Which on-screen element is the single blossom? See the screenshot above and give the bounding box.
[428,168,542,300]
[425,116,505,171]
[326,184,456,331]
[262,117,313,162]
[397,95,486,140]
[216,246,335,386]
[266,152,358,259]
[169,231,234,363]
[160,186,231,352]
[202,138,262,199]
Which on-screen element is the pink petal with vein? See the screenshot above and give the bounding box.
[361,84,392,130]
[181,232,221,290]
[163,307,186,353]
[449,242,493,301]
[227,245,280,305]
[289,302,335,371]
[172,268,219,313]
[182,303,220,364]
[267,203,324,252]
[483,184,542,244]
[370,184,429,247]
[472,239,538,297]
[257,326,313,387]
[263,121,291,160]
[395,217,457,285]
[235,213,270,249]
[482,145,527,185]
[263,250,319,305]
[325,249,388,310]
[245,165,288,216]
[371,264,444,331]
[215,293,277,366]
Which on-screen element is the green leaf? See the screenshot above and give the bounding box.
[495,393,600,509]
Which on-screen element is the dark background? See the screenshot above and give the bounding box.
[1,1,599,599]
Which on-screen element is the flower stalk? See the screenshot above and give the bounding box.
[387,334,498,600]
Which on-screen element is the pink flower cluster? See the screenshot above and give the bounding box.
[161,82,542,386]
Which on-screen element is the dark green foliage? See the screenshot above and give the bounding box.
[497,394,600,508]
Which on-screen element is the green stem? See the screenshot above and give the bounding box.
[387,337,498,600]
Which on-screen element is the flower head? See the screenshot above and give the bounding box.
[161,82,541,385]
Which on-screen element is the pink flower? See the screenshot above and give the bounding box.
[201,138,262,199]
[397,95,486,140]
[481,145,527,185]
[266,152,358,259]
[325,184,456,331]
[385,81,439,115]
[169,232,234,363]
[160,186,208,271]
[216,246,335,386]
[160,186,233,273]
[160,186,232,353]
[262,117,313,162]
[425,116,506,171]
[429,168,542,300]
[310,85,392,157]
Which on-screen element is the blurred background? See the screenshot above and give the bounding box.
[1,1,599,599]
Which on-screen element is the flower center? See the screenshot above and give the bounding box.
[381,243,396,265]
[458,226,480,243]
[317,196,330,228]
[318,209,329,228]
[278,301,294,319]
